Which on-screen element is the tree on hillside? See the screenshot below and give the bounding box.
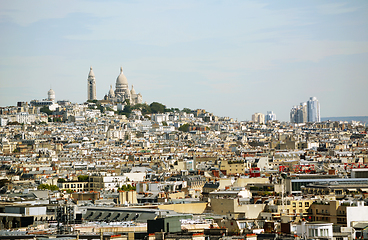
[132,103,151,115]
[182,108,192,114]
[123,104,132,116]
[96,104,104,113]
[179,123,190,132]
[150,102,166,113]
[40,106,52,115]
[166,107,180,112]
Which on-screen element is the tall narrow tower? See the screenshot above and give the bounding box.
[87,67,96,100]
[307,97,320,122]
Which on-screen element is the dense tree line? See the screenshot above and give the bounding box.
[40,100,194,119]
[116,101,193,118]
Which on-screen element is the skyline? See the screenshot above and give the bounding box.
[1,1,368,121]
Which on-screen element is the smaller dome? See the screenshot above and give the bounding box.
[48,89,55,95]
[130,85,136,95]
[48,88,55,101]
[109,85,115,97]
[88,66,95,77]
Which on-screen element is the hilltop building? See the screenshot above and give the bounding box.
[87,67,97,100]
[104,67,142,105]
[47,88,55,102]
[30,88,59,111]
[86,66,143,105]
[88,67,142,105]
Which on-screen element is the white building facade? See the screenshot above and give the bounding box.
[104,67,143,105]
[294,222,333,240]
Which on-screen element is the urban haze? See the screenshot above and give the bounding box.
[0,1,368,240]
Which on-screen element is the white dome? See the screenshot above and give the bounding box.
[48,88,55,101]
[88,66,95,77]
[116,67,128,85]
[130,85,136,95]
[109,85,115,97]
[48,89,55,95]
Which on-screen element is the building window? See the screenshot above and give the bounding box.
[292,202,296,207]
[299,202,302,207]
[305,202,309,207]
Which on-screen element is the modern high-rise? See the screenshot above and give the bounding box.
[290,97,320,123]
[307,97,320,122]
[290,103,307,124]
[300,102,308,123]
[87,67,97,100]
[290,106,300,123]
[265,111,276,122]
[252,112,265,124]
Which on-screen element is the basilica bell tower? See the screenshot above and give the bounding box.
[87,66,96,100]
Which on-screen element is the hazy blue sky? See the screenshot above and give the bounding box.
[1,0,367,121]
